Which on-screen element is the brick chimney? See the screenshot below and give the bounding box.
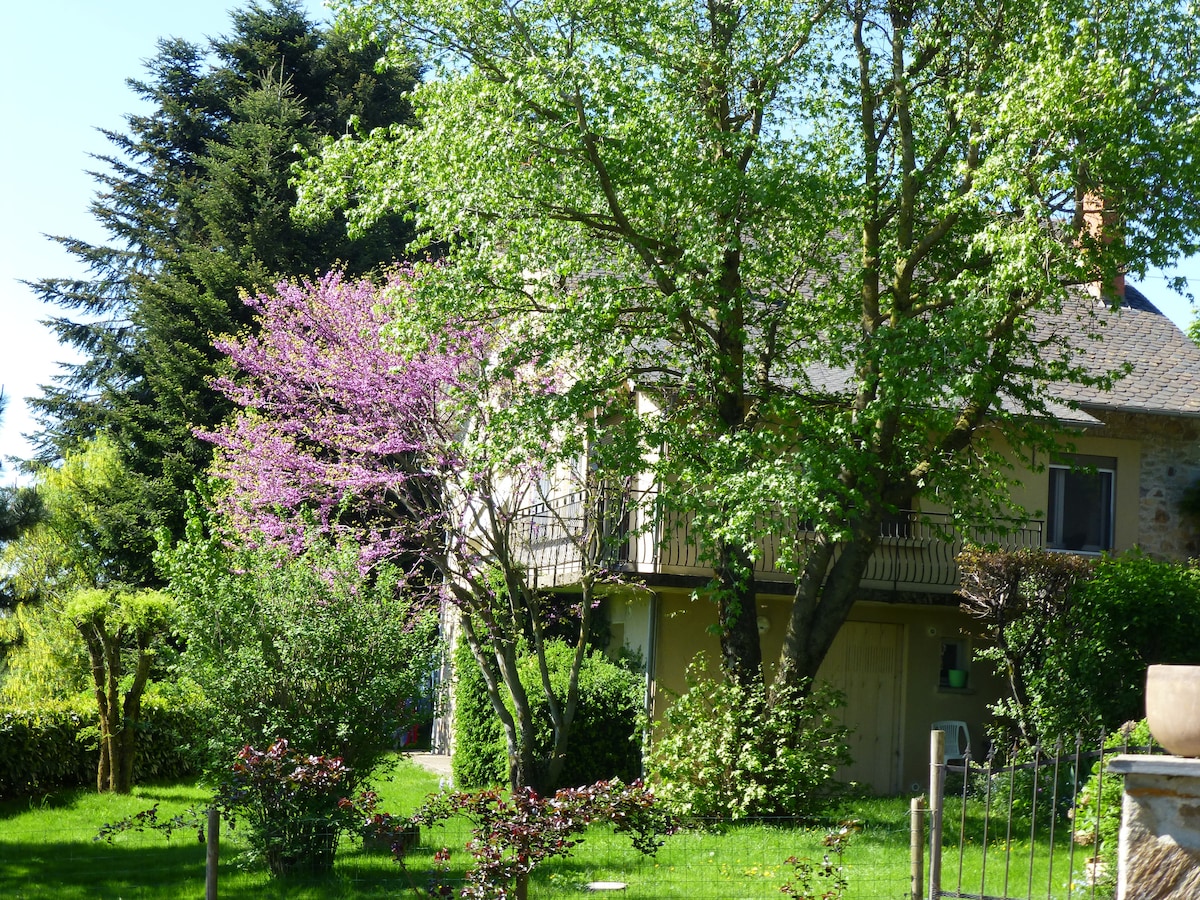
[1082,191,1126,302]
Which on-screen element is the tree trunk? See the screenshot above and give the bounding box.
[713,538,763,687]
[102,631,125,792]
[96,725,112,793]
[79,625,115,792]
[115,648,154,793]
[774,531,878,694]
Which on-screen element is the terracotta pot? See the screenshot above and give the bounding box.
[1145,665,1200,757]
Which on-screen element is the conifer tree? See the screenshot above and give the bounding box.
[28,0,418,584]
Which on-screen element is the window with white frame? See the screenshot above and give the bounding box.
[1047,454,1116,553]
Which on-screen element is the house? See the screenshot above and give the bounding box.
[509,281,1200,793]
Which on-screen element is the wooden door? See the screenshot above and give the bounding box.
[815,621,905,793]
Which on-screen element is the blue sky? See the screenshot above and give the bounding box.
[0,0,328,477]
[1,2,1197,479]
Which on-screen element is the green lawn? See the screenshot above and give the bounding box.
[0,760,1111,899]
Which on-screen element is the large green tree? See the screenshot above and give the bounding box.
[28,0,418,585]
[299,0,1200,691]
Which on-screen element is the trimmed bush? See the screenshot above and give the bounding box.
[522,641,645,789]
[1055,555,1200,734]
[452,638,645,790]
[452,638,508,789]
[0,690,202,799]
[0,703,92,797]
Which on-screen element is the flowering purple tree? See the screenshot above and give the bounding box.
[206,269,640,796]
[204,269,470,564]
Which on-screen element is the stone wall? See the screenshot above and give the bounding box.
[1090,411,1200,559]
[1109,755,1200,900]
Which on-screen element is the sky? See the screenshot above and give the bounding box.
[1,2,1198,483]
[0,0,329,481]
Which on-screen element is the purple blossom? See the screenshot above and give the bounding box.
[203,269,484,564]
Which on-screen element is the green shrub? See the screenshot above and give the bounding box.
[1052,556,1200,736]
[1071,719,1152,895]
[0,701,92,797]
[646,655,851,821]
[452,638,508,789]
[452,638,645,790]
[520,640,644,788]
[130,684,206,783]
[160,515,438,786]
[964,550,1200,748]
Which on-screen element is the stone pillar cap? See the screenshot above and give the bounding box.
[1106,754,1200,777]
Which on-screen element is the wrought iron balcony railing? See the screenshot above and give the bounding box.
[512,490,1044,594]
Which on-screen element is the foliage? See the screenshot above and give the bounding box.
[962,549,1200,748]
[1,437,142,605]
[780,825,853,899]
[0,599,91,704]
[302,0,1200,691]
[204,268,647,795]
[452,638,508,790]
[202,269,475,562]
[1,438,147,716]
[959,546,1097,747]
[0,484,42,551]
[1059,557,1200,736]
[0,700,92,797]
[27,1,419,585]
[453,637,644,790]
[407,780,673,900]
[646,656,851,821]
[0,689,200,799]
[528,642,644,789]
[1071,719,1153,894]
[157,502,438,783]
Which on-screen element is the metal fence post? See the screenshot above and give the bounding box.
[206,807,219,900]
[910,796,926,900]
[929,729,945,900]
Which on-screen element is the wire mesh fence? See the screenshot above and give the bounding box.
[3,729,1150,900]
[1,807,917,899]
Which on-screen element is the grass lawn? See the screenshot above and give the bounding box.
[0,759,1111,899]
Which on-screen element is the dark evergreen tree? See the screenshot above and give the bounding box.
[27,0,417,584]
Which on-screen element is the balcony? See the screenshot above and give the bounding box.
[513,490,1044,594]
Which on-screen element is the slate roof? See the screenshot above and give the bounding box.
[1046,285,1200,418]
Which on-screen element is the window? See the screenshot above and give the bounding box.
[1047,454,1115,553]
[939,640,969,689]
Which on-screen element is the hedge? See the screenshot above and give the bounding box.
[452,638,645,790]
[0,693,202,799]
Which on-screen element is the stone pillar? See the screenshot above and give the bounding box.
[1107,755,1200,899]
